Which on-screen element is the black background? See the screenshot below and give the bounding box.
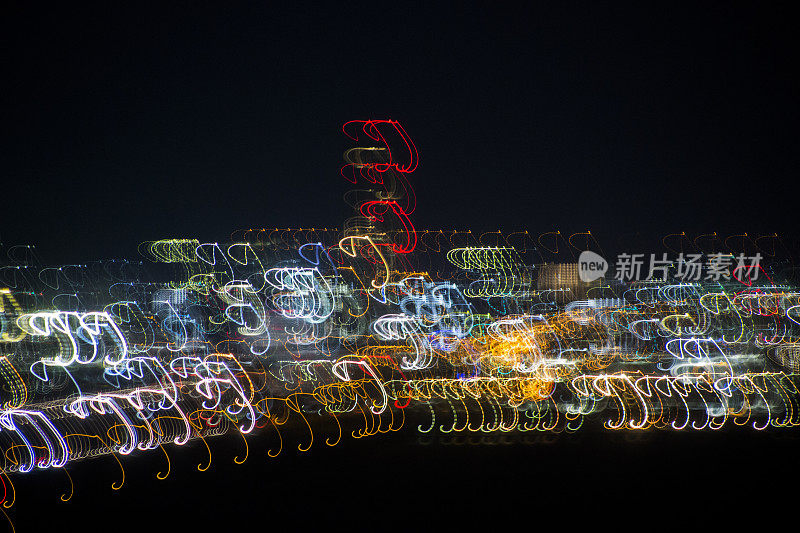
[9,421,800,530]
[3,3,797,263]
[2,2,799,530]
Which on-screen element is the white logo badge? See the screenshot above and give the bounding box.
[578,250,607,282]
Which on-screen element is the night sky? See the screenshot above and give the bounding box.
[4,4,797,264]
[3,3,799,529]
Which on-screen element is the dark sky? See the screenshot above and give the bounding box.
[2,3,797,264]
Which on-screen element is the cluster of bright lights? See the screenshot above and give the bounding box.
[1,121,799,517]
